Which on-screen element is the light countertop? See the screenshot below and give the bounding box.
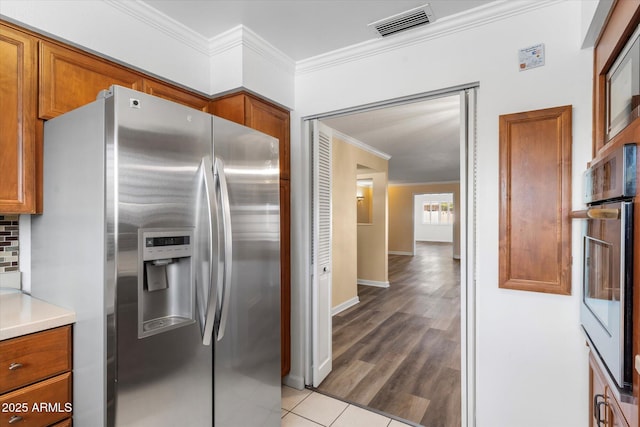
[0,289,76,340]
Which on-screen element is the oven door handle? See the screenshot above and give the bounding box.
[587,208,620,220]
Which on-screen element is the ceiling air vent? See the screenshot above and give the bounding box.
[368,4,435,38]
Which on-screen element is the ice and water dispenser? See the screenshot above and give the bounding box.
[138,228,195,338]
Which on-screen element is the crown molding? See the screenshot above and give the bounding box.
[103,0,210,54]
[103,1,295,79]
[208,25,244,55]
[242,26,296,73]
[209,25,295,75]
[332,130,391,161]
[296,0,558,75]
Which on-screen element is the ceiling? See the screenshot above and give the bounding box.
[140,0,489,184]
[142,0,494,62]
[322,95,461,184]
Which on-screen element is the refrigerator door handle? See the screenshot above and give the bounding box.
[214,157,233,341]
[199,156,219,346]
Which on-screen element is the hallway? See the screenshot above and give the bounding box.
[316,242,461,426]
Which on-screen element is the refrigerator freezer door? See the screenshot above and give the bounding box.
[110,86,213,427]
[212,117,281,427]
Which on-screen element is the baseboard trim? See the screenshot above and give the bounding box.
[453,254,461,260]
[282,373,306,390]
[388,251,413,256]
[331,296,360,316]
[357,279,390,288]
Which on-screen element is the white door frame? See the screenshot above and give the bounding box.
[295,84,478,427]
[460,87,477,426]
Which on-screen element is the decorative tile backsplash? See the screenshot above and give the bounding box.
[0,215,19,273]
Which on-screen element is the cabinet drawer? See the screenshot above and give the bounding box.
[0,372,71,427]
[0,326,71,394]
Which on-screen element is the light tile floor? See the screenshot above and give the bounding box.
[282,386,414,427]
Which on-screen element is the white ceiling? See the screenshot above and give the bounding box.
[140,0,490,184]
[322,95,461,184]
[142,0,494,62]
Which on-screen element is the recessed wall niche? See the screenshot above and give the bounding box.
[356,178,373,224]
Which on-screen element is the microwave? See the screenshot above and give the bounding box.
[606,25,640,140]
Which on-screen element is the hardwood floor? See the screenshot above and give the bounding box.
[317,242,461,427]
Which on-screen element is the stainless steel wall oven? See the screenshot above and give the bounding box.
[581,143,636,391]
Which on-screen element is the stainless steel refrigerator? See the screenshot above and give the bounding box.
[30,85,281,427]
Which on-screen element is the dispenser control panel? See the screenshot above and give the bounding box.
[141,229,193,261]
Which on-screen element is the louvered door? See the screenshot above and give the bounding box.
[311,120,332,387]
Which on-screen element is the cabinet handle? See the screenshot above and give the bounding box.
[8,415,23,424]
[8,363,23,370]
[594,394,607,427]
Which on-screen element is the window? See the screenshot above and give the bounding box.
[422,201,454,224]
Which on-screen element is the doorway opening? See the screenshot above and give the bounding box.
[305,86,475,425]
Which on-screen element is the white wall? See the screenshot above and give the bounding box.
[414,193,453,243]
[291,2,593,426]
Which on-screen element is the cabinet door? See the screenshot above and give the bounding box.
[142,79,209,112]
[609,397,631,427]
[0,24,37,213]
[209,94,245,124]
[39,41,143,119]
[590,359,608,427]
[498,105,572,295]
[245,96,290,180]
[590,351,633,427]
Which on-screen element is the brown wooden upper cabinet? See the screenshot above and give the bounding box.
[499,105,572,295]
[39,41,210,119]
[141,80,209,112]
[0,24,38,213]
[39,41,144,119]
